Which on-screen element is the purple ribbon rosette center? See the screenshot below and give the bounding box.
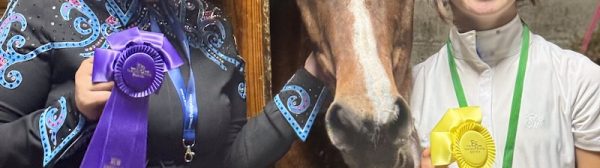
[81,27,183,168]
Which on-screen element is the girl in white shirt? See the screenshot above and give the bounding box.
[414,0,600,167]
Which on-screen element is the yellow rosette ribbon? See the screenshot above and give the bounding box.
[430,106,496,168]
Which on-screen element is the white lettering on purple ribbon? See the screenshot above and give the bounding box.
[128,63,152,78]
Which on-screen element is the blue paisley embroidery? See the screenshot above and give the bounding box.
[275,85,328,141]
[0,0,137,89]
[105,0,136,27]
[237,82,246,100]
[45,103,67,147]
[39,97,85,167]
[191,5,242,71]
[92,0,138,56]
[1,0,240,89]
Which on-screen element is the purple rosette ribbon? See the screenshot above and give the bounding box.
[81,27,183,168]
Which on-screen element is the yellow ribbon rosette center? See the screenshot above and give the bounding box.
[430,106,495,168]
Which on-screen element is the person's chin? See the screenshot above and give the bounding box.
[462,0,508,16]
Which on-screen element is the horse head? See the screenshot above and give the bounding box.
[295,0,419,167]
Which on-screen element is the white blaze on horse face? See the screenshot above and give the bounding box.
[349,0,398,125]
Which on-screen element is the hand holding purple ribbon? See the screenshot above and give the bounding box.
[81,27,183,168]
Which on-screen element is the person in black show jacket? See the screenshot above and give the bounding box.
[0,0,330,167]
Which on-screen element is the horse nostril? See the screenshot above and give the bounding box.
[327,102,358,128]
[328,102,342,114]
[390,97,411,134]
[394,98,408,114]
[326,101,372,135]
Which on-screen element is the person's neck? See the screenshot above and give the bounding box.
[451,5,518,33]
[448,14,524,65]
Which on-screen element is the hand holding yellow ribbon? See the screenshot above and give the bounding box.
[430,106,495,168]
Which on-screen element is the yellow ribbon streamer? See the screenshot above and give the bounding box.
[430,106,495,167]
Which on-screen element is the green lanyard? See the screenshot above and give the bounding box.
[446,25,530,168]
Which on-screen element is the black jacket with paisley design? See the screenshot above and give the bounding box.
[0,0,329,167]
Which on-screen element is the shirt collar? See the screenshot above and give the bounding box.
[448,15,523,66]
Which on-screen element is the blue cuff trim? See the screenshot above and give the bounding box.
[275,86,328,141]
[39,97,86,167]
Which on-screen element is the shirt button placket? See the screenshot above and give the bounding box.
[479,68,494,138]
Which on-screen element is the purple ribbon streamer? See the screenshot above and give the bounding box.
[81,27,183,168]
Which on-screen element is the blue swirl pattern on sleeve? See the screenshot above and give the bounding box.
[39,97,85,167]
[275,85,328,141]
[238,82,246,100]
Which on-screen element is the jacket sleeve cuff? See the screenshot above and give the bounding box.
[39,92,87,167]
[274,68,330,141]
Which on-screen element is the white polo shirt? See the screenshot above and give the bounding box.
[411,16,600,168]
